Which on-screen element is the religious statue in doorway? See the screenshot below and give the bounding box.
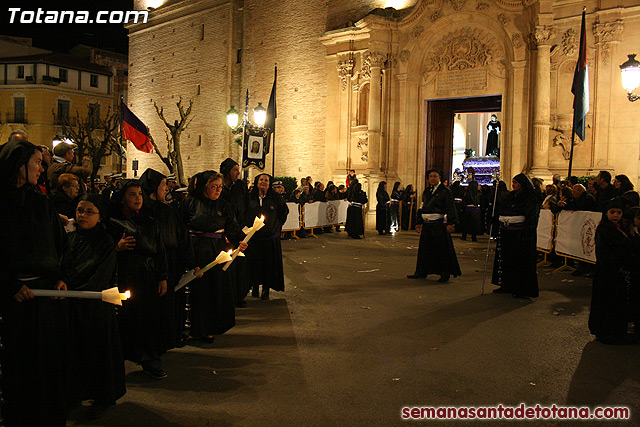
[486,114,501,157]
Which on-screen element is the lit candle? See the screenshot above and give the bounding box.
[175,250,233,292]
[222,215,265,271]
[31,287,131,306]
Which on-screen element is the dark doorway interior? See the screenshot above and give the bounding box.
[425,95,502,184]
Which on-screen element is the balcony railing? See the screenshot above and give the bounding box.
[5,112,27,124]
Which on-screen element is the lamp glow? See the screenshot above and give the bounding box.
[226,106,239,128]
[253,102,267,127]
[620,54,640,95]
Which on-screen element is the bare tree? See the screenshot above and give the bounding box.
[152,97,194,186]
[55,106,125,187]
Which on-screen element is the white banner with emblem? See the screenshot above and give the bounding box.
[303,200,349,228]
[282,203,301,231]
[536,209,554,252]
[554,210,601,263]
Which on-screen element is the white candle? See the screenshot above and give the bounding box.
[31,287,130,306]
[175,250,233,292]
[222,215,265,271]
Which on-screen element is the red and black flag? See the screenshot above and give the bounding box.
[571,8,589,141]
[121,101,153,153]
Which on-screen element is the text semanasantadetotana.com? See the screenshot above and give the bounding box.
[401,404,630,420]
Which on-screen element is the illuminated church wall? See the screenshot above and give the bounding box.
[127,0,640,198]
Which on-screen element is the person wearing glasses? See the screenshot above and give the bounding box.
[52,173,80,219]
[179,171,247,342]
[62,193,125,419]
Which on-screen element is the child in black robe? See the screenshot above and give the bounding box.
[346,181,368,239]
[108,180,169,379]
[63,193,125,418]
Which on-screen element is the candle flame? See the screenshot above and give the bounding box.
[125,290,131,299]
[260,215,265,221]
[227,249,233,255]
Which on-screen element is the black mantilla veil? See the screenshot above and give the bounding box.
[190,170,217,199]
[376,181,387,193]
[78,193,108,224]
[139,168,167,199]
[0,140,42,192]
[250,173,275,198]
[513,173,534,193]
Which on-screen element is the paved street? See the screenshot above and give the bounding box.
[69,230,639,426]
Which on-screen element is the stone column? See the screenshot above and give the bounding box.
[366,51,386,172]
[337,57,354,171]
[529,25,554,179]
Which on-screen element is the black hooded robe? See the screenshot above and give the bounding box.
[491,175,540,298]
[345,183,368,238]
[245,187,289,293]
[376,185,391,234]
[462,180,484,238]
[0,186,69,426]
[413,184,462,277]
[180,193,245,336]
[63,227,126,404]
[139,168,195,350]
[108,209,168,365]
[390,183,402,232]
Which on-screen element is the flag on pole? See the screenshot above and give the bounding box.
[121,101,153,153]
[264,66,277,154]
[571,8,589,141]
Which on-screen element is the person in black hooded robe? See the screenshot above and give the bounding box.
[401,184,416,230]
[491,173,540,298]
[345,180,368,239]
[407,169,461,282]
[375,181,391,235]
[179,171,247,340]
[390,182,402,233]
[62,193,125,418]
[139,168,196,349]
[219,158,250,308]
[588,199,639,344]
[0,140,69,426]
[108,180,169,379]
[462,180,484,242]
[245,173,289,299]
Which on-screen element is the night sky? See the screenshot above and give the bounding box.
[2,0,132,54]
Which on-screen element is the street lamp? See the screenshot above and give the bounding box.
[253,102,267,127]
[620,54,640,102]
[226,106,239,128]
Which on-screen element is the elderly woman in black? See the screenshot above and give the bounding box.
[179,171,247,340]
[589,199,639,344]
[139,168,196,349]
[0,140,69,426]
[245,173,289,299]
[491,173,540,299]
[346,180,368,239]
[376,181,391,235]
[63,193,125,418]
[108,180,169,379]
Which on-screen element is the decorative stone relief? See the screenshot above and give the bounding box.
[593,20,623,65]
[497,13,509,26]
[425,28,500,72]
[362,51,387,80]
[412,25,424,38]
[337,59,354,91]
[552,133,579,160]
[562,28,577,56]
[531,25,555,47]
[356,135,369,162]
[476,2,489,10]
[449,0,467,11]
[430,11,441,22]
[511,33,523,49]
[399,50,410,63]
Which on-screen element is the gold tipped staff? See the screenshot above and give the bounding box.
[31,287,131,306]
[175,250,233,292]
[481,169,502,296]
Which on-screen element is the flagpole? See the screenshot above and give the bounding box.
[567,131,576,178]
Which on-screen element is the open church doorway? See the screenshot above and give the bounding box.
[425,94,501,187]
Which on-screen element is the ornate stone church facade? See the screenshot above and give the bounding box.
[128,0,640,212]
